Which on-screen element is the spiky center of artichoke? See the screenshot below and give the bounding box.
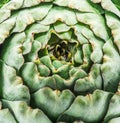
[48,40,71,61]
[38,33,82,66]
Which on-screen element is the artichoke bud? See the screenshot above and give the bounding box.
[1,0,120,123]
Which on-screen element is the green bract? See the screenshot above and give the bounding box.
[0,0,120,122]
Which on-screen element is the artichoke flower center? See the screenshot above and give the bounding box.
[48,40,72,62]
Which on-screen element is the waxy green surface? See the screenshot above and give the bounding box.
[0,0,120,122]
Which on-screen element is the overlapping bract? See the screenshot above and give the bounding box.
[0,0,120,122]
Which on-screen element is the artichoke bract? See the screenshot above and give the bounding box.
[0,0,120,123]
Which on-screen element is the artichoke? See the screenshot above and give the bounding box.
[0,0,120,123]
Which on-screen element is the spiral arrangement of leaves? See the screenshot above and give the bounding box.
[0,0,120,123]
